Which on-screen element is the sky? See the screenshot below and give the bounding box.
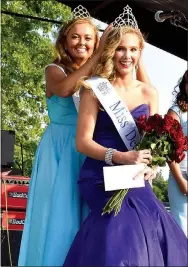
[93,19,187,180]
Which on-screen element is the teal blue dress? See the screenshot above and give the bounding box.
[168,105,187,237]
[18,74,89,266]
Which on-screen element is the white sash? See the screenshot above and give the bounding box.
[72,93,80,112]
[46,63,79,112]
[86,76,140,150]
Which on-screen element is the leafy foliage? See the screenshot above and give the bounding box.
[153,170,169,202]
[2,0,71,176]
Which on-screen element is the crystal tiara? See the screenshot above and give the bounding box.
[69,4,138,29]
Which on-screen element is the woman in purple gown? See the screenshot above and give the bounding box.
[63,25,188,267]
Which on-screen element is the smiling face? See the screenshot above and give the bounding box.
[65,22,96,66]
[114,33,141,76]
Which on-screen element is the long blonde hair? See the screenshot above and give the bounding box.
[53,17,99,74]
[77,26,145,91]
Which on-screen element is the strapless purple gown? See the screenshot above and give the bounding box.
[63,104,187,266]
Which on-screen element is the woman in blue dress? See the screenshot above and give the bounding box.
[18,16,107,266]
[63,25,187,266]
[18,9,152,267]
[168,70,188,236]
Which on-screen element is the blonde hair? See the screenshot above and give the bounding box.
[53,17,99,74]
[77,26,145,91]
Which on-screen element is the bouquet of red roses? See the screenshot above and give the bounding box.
[102,114,188,216]
[135,114,187,165]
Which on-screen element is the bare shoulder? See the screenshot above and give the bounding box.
[167,109,180,122]
[45,64,67,98]
[80,87,98,103]
[45,64,66,82]
[140,82,158,99]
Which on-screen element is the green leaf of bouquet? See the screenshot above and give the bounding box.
[152,156,166,166]
[150,143,156,150]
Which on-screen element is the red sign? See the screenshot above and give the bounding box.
[1,210,26,231]
[1,173,30,210]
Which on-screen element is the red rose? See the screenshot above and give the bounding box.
[147,114,164,134]
[176,147,184,156]
[137,115,147,132]
[170,125,186,153]
[170,129,182,142]
[163,115,174,133]
[177,139,186,150]
[164,114,174,122]
[175,153,185,163]
[137,113,187,166]
[184,136,188,150]
[145,125,152,133]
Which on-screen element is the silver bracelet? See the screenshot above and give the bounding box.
[105,148,117,166]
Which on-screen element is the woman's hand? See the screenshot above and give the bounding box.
[143,166,157,181]
[133,166,157,186]
[96,24,113,55]
[120,149,152,165]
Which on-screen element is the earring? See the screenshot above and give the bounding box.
[135,65,138,71]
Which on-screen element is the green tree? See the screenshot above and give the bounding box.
[153,170,169,202]
[2,0,71,176]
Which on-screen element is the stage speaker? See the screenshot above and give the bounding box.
[1,211,25,266]
[1,130,15,168]
[1,230,22,266]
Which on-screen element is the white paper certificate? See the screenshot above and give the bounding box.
[103,164,146,191]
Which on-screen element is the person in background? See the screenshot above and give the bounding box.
[18,7,151,267]
[167,69,188,236]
